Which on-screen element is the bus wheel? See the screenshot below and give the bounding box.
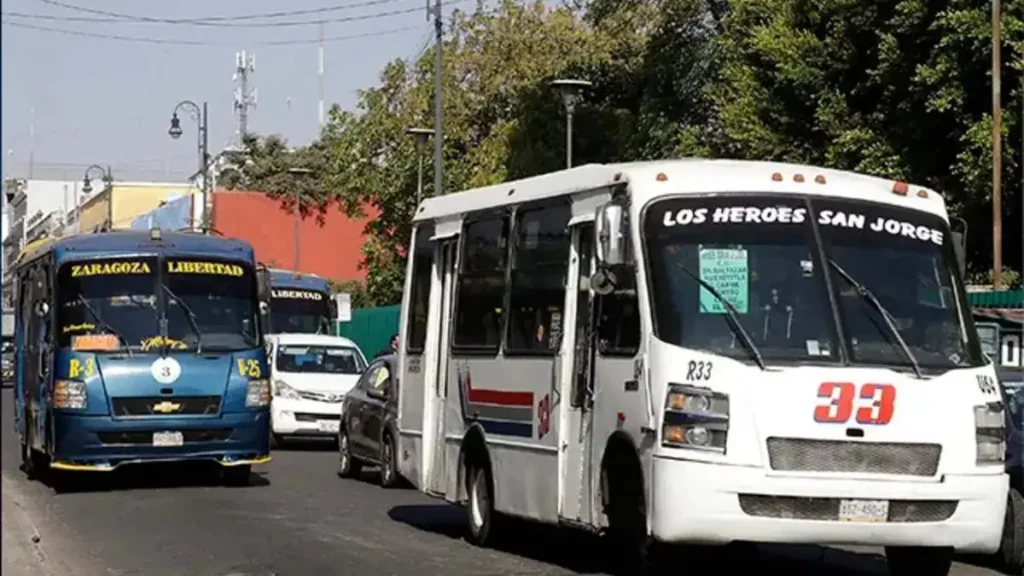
[222,465,252,487]
[605,468,652,576]
[466,460,495,546]
[885,546,953,576]
[1001,488,1024,571]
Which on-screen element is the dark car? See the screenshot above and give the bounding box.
[336,354,401,488]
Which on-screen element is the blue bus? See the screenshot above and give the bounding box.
[256,266,335,334]
[13,229,272,487]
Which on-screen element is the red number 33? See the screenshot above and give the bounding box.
[813,382,896,425]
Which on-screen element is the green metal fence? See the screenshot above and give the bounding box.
[337,305,401,358]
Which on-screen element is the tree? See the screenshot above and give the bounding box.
[321,0,623,304]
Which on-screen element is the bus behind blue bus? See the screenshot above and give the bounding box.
[256,266,335,335]
[13,229,272,487]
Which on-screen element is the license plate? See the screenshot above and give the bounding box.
[152,431,184,447]
[838,499,889,523]
[317,420,339,433]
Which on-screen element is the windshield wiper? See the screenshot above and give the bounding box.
[161,285,204,355]
[827,259,923,379]
[672,263,767,371]
[74,295,133,357]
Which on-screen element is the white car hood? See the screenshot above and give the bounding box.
[274,372,360,397]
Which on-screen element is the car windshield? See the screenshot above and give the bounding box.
[269,289,331,334]
[163,259,260,352]
[275,344,365,374]
[57,257,159,352]
[644,195,981,372]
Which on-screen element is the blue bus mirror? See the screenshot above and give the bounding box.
[951,230,967,277]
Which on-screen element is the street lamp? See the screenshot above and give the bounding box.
[550,79,592,169]
[168,100,210,232]
[81,164,113,195]
[405,127,435,206]
[288,167,314,270]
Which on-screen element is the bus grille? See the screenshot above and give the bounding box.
[766,438,941,476]
[739,495,957,523]
[111,396,221,417]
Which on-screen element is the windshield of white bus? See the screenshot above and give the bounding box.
[163,259,261,352]
[269,289,331,334]
[57,257,159,352]
[275,344,365,374]
[644,195,982,372]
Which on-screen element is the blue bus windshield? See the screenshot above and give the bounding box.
[57,256,260,352]
[269,288,331,334]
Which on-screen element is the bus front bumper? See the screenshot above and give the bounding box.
[50,411,271,471]
[650,455,1007,553]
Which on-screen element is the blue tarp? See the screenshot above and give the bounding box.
[130,194,192,231]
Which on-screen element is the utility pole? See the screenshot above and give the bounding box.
[427,0,444,198]
[992,0,1004,289]
[233,51,258,145]
[318,23,325,127]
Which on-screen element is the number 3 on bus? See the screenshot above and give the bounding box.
[814,382,896,425]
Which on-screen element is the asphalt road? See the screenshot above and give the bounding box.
[0,389,1011,576]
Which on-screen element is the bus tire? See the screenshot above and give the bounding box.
[222,464,252,487]
[602,441,653,576]
[885,546,953,576]
[465,460,495,546]
[1001,488,1024,571]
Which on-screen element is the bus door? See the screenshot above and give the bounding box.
[426,237,459,496]
[558,222,596,524]
[20,262,49,451]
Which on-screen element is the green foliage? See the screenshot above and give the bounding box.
[248,0,1024,304]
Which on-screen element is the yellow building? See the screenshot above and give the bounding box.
[76,182,195,233]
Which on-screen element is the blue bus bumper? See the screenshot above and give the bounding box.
[50,411,271,471]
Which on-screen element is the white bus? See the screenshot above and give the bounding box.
[395,159,1007,575]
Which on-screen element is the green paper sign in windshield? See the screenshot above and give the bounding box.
[698,248,749,314]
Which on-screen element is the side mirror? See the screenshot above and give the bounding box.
[951,231,967,277]
[367,386,386,400]
[595,203,627,266]
[34,301,49,318]
[590,268,618,296]
[259,301,269,314]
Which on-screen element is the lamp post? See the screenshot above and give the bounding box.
[405,127,435,206]
[288,167,314,270]
[80,165,113,230]
[168,101,210,232]
[550,79,592,169]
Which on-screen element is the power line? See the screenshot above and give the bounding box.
[1,20,421,46]
[31,0,409,23]
[4,4,439,29]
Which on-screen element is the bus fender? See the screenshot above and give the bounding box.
[457,424,492,503]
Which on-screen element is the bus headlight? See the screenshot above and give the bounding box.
[246,379,271,408]
[53,380,87,410]
[975,402,1005,465]
[663,384,729,453]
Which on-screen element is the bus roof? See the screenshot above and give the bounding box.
[267,268,331,292]
[15,230,255,268]
[412,159,947,223]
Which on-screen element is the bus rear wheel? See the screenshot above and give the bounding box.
[1001,488,1024,572]
[466,461,495,546]
[885,546,953,576]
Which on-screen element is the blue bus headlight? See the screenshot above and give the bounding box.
[53,380,87,410]
[246,379,271,408]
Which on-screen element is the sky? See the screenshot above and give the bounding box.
[0,0,453,185]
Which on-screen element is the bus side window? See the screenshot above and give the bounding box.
[406,224,435,354]
[505,202,571,354]
[452,213,509,353]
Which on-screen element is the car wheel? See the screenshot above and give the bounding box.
[380,434,398,488]
[337,429,361,479]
